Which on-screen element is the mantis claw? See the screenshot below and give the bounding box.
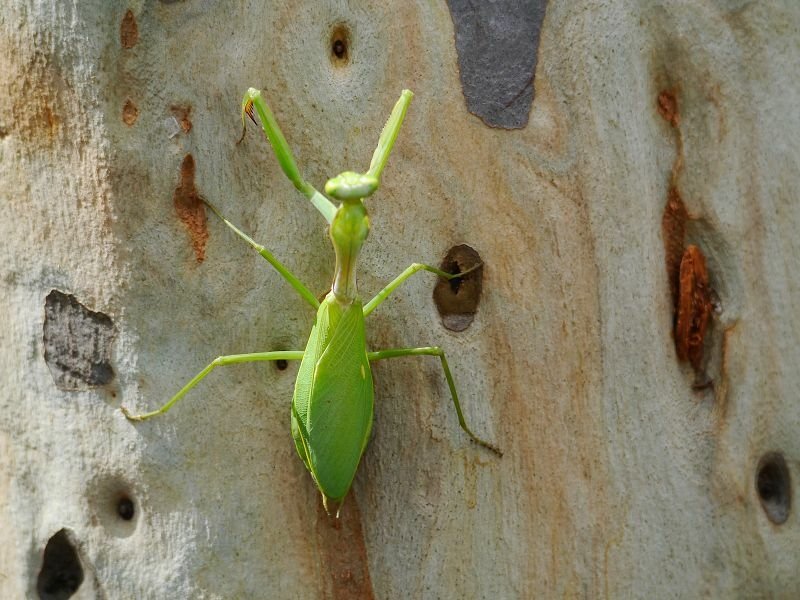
[445,261,483,280]
[243,99,256,124]
[237,98,257,145]
[473,437,503,458]
[120,406,143,422]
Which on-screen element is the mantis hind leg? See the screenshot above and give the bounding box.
[121,350,304,422]
[367,347,502,456]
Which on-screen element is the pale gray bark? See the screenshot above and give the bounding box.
[1,1,798,598]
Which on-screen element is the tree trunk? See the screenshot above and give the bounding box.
[1,1,798,598]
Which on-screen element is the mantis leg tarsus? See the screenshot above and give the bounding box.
[367,346,502,457]
[363,261,482,317]
[237,98,257,145]
[454,261,483,278]
[121,350,305,422]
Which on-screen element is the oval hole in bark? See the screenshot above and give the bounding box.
[433,245,483,332]
[37,529,84,599]
[756,452,791,525]
[117,495,135,521]
[275,359,289,371]
[329,23,351,66]
[88,475,139,537]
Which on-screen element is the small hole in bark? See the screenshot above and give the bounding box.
[88,476,139,536]
[433,245,483,332]
[37,529,84,599]
[117,495,135,521]
[275,359,289,371]
[329,23,350,66]
[756,452,791,525]
[333,39,346,58]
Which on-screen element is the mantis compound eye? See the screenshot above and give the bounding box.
[324,171,379,200]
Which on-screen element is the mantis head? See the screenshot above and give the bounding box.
[325,171,379,201]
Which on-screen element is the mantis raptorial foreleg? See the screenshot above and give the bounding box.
[203,199,320,309]
[362,262,483,317]
[240,88,337,224]
[367,347,502,457]
[121,351,304,421]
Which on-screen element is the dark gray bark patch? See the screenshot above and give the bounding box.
[447,0,547,129]
[43,290,116,390]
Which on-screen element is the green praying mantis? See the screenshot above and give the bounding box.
[122,88,501,515]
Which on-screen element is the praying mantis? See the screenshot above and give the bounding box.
[122,88,501,515]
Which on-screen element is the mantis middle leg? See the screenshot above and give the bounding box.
[363,262,482,317]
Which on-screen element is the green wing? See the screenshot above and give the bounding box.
[291,294,374,503]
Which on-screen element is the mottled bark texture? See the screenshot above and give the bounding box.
[1,1,799,598]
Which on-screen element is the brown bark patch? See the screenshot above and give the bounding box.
[315,497,374,600]
[173,154,208,263]
[5,47,71,149]
[120,10,139,49]
[170,105,193,134]
[122,99,139,126]
[661,186,688,304]
[657,89,680,127]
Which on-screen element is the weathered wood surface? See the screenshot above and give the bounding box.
[1,1,798,598]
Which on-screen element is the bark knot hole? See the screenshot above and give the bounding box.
[117,495,135,521]
[756,452,791,525]
[88,474,139,537]
[433,244,484,332]
[329,23,351,66]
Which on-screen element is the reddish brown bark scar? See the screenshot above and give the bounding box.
[657,90,680,128]
[170,105,193,134]
[173,154,208,263]
[675,245,712,372]
[122,99,138,126]
[661,186,688,304]
[315,497,374,600]
[120,10,138,49]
